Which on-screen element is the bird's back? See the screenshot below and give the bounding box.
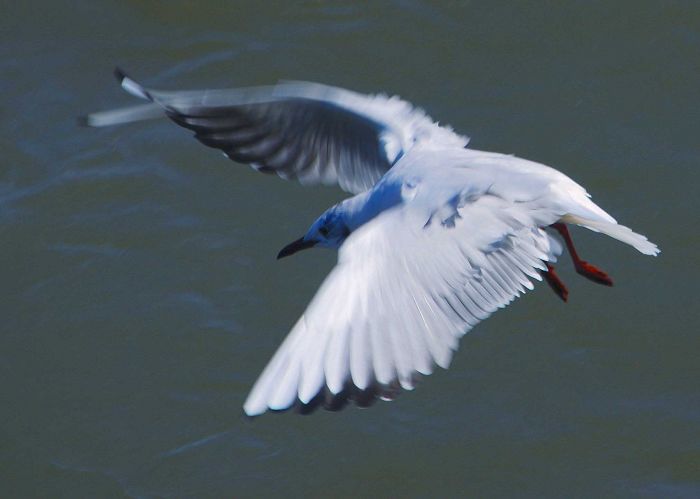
[348,146,612,235]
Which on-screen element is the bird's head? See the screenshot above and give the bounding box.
[277,205,350,259]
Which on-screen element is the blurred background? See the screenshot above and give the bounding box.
[1,1,698,497]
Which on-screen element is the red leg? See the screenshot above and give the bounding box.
[542,263,569,302]
[551,223,613,287]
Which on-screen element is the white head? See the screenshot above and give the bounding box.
[277,204,351,259]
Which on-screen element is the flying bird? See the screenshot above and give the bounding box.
[83,69,659,416]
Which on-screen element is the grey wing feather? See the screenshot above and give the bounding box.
[81,69,470,194]
[166,98,390,193]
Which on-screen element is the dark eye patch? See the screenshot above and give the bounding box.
[319,227,329,237]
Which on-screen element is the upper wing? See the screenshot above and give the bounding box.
[243,191,564,416]
[83,70,468,194]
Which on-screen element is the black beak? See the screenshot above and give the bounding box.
[277,237,316,259]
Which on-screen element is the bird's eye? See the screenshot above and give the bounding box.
[319,226,329,237]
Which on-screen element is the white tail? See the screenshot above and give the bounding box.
[562,214,660,256]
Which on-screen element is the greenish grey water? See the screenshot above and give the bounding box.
[2,1,699,497]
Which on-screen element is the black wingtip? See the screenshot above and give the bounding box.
[113,66,128,84]
[76,115,90,127]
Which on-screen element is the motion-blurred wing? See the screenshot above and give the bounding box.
[83,70,468,194]
[243,192,563,416]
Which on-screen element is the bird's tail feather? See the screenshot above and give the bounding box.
[561,214,660,256]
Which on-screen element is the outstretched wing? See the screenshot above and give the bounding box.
[243,191,564,416]
[83,69,468,194]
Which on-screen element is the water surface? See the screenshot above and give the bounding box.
[2,1,699,497]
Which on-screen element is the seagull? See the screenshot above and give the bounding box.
[84,69,659,416]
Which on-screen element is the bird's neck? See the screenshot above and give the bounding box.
[341,183,404,232]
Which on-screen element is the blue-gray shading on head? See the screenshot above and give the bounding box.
[306,205,351,249]
[277,205,350,259]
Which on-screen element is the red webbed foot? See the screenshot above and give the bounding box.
[551,222,614,288]
[574,261,613,286]
[543,263,569,302]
